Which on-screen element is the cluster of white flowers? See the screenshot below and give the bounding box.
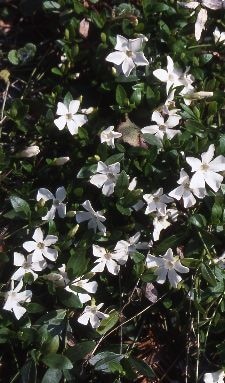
[4,27,225,352]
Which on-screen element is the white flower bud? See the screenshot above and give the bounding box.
[15,145,40,158]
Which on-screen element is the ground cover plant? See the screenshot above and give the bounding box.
[1,0,225,382]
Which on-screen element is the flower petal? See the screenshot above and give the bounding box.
[90,174,107,188]
[190,171,206,189]
[106,51,126,65]
[153,69,168,82]
[43,248,58,262]
[55,186,66,202]
[36,188,54,202]
[33,228,44,243]
[168,269,181,288]
[204,170,223,192]
[115,35,128,51]
[54,116,67,130]
[44,235,58,246]
[133,52,149,66]
[201,144,215,164]
[23,241,37,253]
[57,204,66,218]
[69,100,80,114]
[122,57,135,77]
[67,119,78,135]
[13,252,25,267]
[56,102,68,116]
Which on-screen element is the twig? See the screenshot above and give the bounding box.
[0,81,10,135]
[89,292,168,359]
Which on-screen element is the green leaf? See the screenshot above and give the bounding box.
[58,289,83,309]
[89,352,124,373]
[220,134,225,155]
[97,310,119,335]
[105,153,124,165]
[143,133,162,148]
[116,85,128,106]
[129,357,155,378]
[115,170,129,197]
[130,251,145,263]
[130,89,142,105]
[201,264,217,286]
[43,1,61,10]
[21,360,37,383]
[189,214,207,228]
[10,196,31,218]
[66,341,96,362]
[42,369,62,383]
[8,50,19,65]
[42,354,73,370]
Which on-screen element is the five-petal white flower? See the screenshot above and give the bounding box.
[100,126,122,148]
[66,277,98,303]
[203,369,225,383]
[114,232,151,261]
[186,144,225,192]
[78,302,109,328]
[91,244,127,275]
[106,34,149,77]
[146,248,189,288]
[23,228,58,262]
[169,169,206,208]
[90,161,120,196]
[3,280,32,320]
[142,110,181,141]
[143,188,173,216]
[152,209,179,241]
[37,187,67,220]
[54,100,88,135]
[76,200,106,234]
[153,56,184,94]
[11,252,46,281]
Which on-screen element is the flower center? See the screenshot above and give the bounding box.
[53,199,60,206]
[165,260,175,270]
[37,242,45,249]
[104,251,112,260]
[154,196,160,202]
[66,113,73,120]
[184,182,190,190]
[159,125,166,131]
[126,50,133,57]
[201,163,209,171]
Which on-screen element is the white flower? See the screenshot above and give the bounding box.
[143,188,173,216]
[15,145,40,158]
[203,369,225,383]
[23,227,58,262]
[146,248,189,288]
[66,277,97,303]
[11,252,47,281]
[54,100,88,135]
[169,169,206,208]
[76,200,106,234]
[153,209,178,241]
[186,144,225,192]
[213,27,225,44]
[153,56,184,94]
[106,34,149,77]
[3,280,32,320]
[37,187,66,220]
[91,244,126,275]
[100,126,122,148]
[90,161,120,196]
[141,110,181,141]
[78,302,109,328]
[114,232,151,261]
